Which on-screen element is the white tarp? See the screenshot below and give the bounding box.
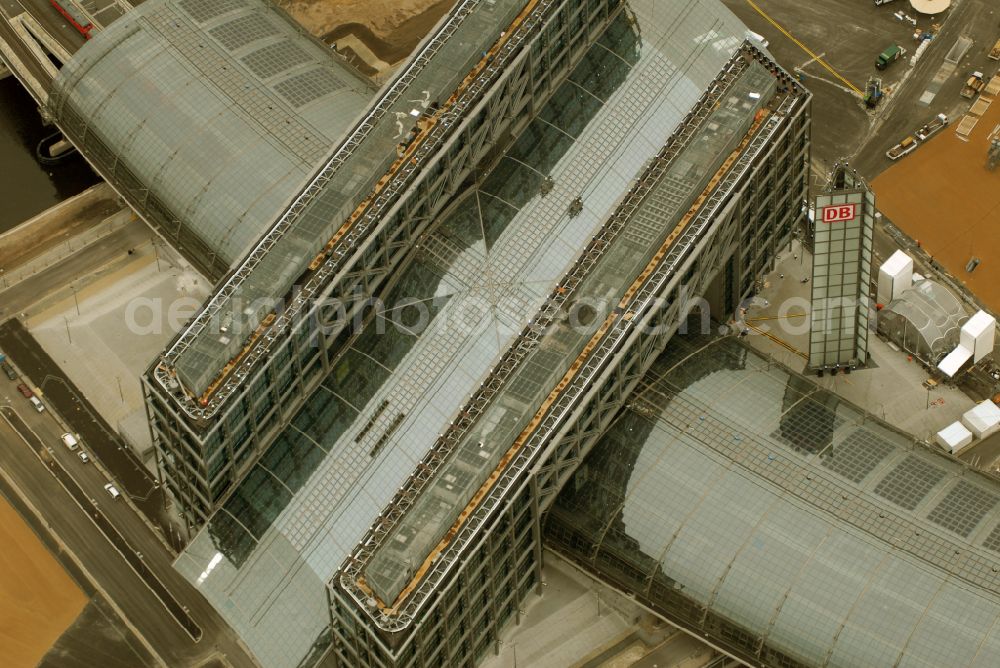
[878,250,914,305]
[961,401,1000,439]
[937,421,974,454]
[960,310,996,363]
[938,345,972,377]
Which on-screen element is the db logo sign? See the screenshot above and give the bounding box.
[821,204,856,224]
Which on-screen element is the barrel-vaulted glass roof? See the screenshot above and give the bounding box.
[547,331,1000,668]
[174,2,754,665]
[49,0,375,278]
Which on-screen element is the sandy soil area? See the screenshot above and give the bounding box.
[285,0,456,63]
[0,495,86,668]
[872,103,1000,313]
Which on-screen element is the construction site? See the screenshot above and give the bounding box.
[873,72,1000,312]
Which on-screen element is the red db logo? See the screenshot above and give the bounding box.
[821,204,856,224]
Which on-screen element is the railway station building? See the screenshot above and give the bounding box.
[46,0,816,666]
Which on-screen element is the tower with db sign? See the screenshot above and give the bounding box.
[808,162,874,372]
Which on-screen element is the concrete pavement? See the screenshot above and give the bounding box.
[0,219,152,322]
[722,0,998,180]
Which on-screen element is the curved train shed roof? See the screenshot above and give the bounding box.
[548,332,1000,668]
[48,0,375,277]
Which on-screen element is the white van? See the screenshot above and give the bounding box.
[29,396,45,413]
[104,483,121,500]
[61,433,79,451]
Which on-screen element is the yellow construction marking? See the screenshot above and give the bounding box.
[745,0,864,98]
[745,321,809,360]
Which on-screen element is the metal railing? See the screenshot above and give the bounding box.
[157,0,486,396]
[157,0,552,420]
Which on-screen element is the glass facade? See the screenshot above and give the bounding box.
[167,0,540,397]
[547,330,1000,668]
[333,5,810,668]
[159,1,811,666]
[363,54,777,607]
[809,179,875,370]
[174,1,626,665]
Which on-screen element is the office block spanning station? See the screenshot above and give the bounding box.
[146,0,600,529]
[46,0,376,279]
[159,0,808,666]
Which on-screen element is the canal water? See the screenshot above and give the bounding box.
[0,76,99,233]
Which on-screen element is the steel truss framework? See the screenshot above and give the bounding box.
[330,45,811,667]
[145,0,622,531]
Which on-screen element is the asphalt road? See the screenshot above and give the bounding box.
[0,375,256,667]
[0,0,135,102]
[3,0,87,55]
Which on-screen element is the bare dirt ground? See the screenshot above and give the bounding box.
[0,494,86,668]
[284,0,456,69]
[872,99,1000,313]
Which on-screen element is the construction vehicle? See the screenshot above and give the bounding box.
[916,113,948,140]
[961,71,985,99]
[886,135,918,160]
[864,76,883,108]
[885,114,948,160]
[990,38,1000,61]
[876,44,906,70]
[874,0,897,5]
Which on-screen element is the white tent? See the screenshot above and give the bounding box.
[961,401,1000,440]
[877,250,914,305]
[936,421,974,454]
[938,346,972,378]
[960,310,996,364]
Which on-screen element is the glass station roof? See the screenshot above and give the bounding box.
[50,0,376,278]
[174,1,755,665]
[547,332,1000,668]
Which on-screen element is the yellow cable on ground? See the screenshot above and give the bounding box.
[745,0,864,98]
[744,321,809,360]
